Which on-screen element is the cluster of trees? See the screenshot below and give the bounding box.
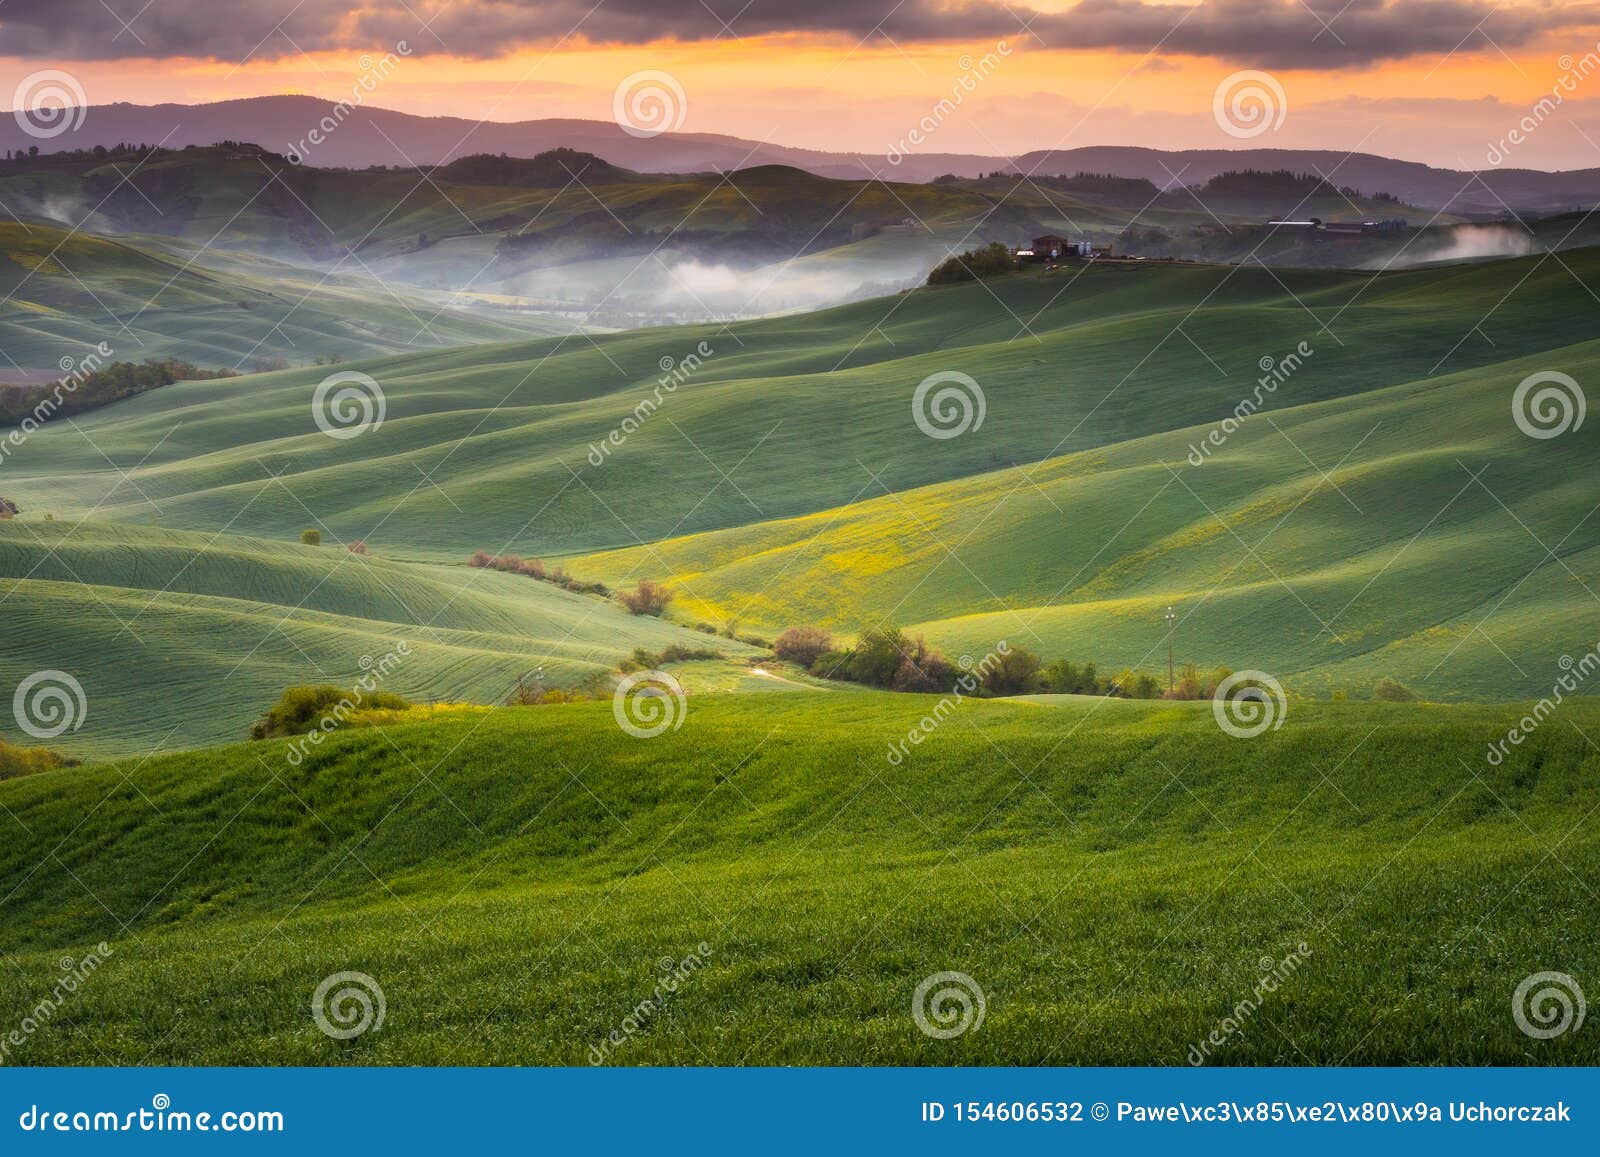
[1,143,167,165]
[774,625,1047,696]
[926,242,1018,286]
[1193,169,1393,204]
[772,624,1256,701]
[467,551,610,596]
[618,644,721,673]
[1,359,236,426]
[1039,172,1162,205]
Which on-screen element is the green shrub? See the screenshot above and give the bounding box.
[926,242,1017,285]
[774,626,833,669]
[1374,676,1418,702]
[981,646,1043,696]
[618,579,674,616]
[299,528,321,546]
[249,684,412,740]
[0,735,69,780]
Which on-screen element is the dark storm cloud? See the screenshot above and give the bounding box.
[3,0,1597,67]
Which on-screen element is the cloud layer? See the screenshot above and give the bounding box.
[3,0,1596,67]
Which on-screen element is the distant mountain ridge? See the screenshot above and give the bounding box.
[6,95,1599,214]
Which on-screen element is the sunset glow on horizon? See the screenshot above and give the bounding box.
[6,4,1600,169]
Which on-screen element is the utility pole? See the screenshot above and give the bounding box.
[1164,606,1177,692]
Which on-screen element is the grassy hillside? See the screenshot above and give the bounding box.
[570,335,1600,702]
[0,221,576,372]
[0,521,759,756]
[8,251,1593,559]
[0,694,1594,1064]
[5,247,1596,710]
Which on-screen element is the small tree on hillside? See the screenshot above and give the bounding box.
[618,579,674,617]
[1374,676,1418,702]
[774,626,833,669]
[981,646,1043,696]
[300,528,321,546]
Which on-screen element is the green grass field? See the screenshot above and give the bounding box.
[0,694,1594,1064]
[2,234,1596,1068]
[0,520,760,755]
[5,249,1593,724]
[0,222,577,371]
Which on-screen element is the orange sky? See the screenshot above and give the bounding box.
[9,28,1600,169]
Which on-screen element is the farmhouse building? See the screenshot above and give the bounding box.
[1021,235,1111,261]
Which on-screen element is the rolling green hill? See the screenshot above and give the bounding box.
[0,520,759,756]
[570,335,1600,702]
[0,694,1595,1064]
[5,249,1598,717]
[0,221,577,373]
[10,251,1593,554]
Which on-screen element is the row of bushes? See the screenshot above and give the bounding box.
[468,551,610,596]
[618,644,722,674]
[774,625,1047,695]
[1,358,236,426]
